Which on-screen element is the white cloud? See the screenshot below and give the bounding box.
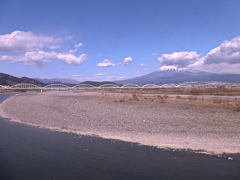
[96,73,106,76]
[55,53,87,65]
[203,36,240,65]
[118,76,126,80]
[69,42,83,53]
[193,63,240,74]
[187,36,240,74]
[72,74,82,77]
[157,36,240,74]
[0,30,87,67]
[104,75,126,81]
[0,51,50,66]
[0,51,87,66]
[106,75,116,80]
[140,63,144,66]
[157,51,200,68]
[97,59,116,67]
[124,56,133,65]
[74,42,83,48]
[65,36,73,40]
[0,30,59,52]
[186,58,204,69]
[71,74,91,81]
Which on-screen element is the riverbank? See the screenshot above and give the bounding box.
[1,91,240,154]
[1,93,240,180]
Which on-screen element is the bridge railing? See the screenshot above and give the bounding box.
[122,84,141,88]
[44,84,70,89]
[72,84,96,89]
[1,82,239,90]
[98,84,121,88]
[11,83,40,89]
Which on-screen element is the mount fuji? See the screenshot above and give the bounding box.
[116,68,240,85]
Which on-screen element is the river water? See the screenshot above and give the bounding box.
[0,93,240,180]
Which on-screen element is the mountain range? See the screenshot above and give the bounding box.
[0,73,117,87]
[1,70,240,87]
[116,69,240,85]
[0,73,44,86]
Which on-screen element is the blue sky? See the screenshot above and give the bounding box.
[1,0,240,81]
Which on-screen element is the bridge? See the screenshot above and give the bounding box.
[1,82,239,90]
[1,83,167,90]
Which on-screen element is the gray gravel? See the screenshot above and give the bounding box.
[1,91,240,154]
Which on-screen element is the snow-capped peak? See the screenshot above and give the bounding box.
[158,65,186,72]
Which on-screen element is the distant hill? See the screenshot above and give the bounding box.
[0,73,44,86]
[0,73,118,87]
[35,78,80,84]
[35,79,118,87]
[116,69,240,85]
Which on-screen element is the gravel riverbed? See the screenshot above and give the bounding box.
[0,91,240,154]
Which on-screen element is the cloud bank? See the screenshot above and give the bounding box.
[0,30,87,66]
[0,31,59,52]
[0,51,87,66]
[97,59,116,67]
[157,36,240,74]
[157,51,199,68]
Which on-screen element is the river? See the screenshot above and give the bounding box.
[0,93,240,180]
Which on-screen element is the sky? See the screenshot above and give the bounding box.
[0,0,240,82]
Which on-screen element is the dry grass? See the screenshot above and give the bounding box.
[0,89,19,93]
[87,86,240,96]
[119,99,125,103]
[186,96,240,112]
[157,95,165,103]
[2,86,239,112]
[212,97,223,104]
[114,94,141,103]
[0,89,41,93]
[131,94,140,101]
[113,92,240,112]
[176,95,181,99]
[113,99,125,103]
[187,96,198,101]
[163,95,169,99]
[229,100,240,111]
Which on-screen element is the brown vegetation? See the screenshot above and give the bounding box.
[86,86,240,96]
[231,100,240,111]
[112,92,240,112]
[157,95,165,103]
